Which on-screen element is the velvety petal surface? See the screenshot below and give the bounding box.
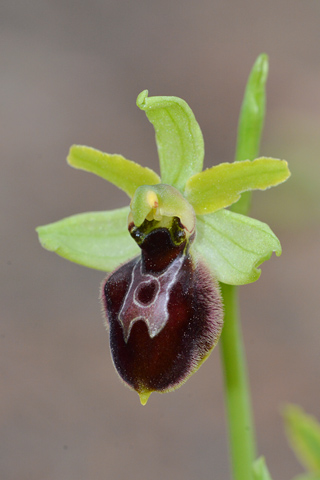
[193,209,281,285]
[136,90,204,192]
[67,145,160,198]
[185,157,290,215]
[36,207,139,271]
[102,224,223,405]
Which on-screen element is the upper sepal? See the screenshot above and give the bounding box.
[193,209,281,285]
[137,90,204,192]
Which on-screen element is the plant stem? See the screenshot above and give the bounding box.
[220,283,256,480]
[219,52,267,480]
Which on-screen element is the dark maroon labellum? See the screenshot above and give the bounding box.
[101,217,223,404]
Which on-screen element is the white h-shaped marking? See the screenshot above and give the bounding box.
[119,255,185,342]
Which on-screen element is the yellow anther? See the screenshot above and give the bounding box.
[146,190,159,209]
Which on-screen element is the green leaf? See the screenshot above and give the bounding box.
[193,209,281,285]
[136,90,204,192]
[36,207,140,271]
[284,405,320,473]
[232,53,269,215]
[235,54,268,163]
[252,457,273,480]
[67,145,160,198]
[185,157,290,215]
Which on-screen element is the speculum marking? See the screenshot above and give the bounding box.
[119,255,184,342]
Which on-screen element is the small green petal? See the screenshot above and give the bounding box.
[36,207,140,271]
[193,209,281,285]
[252,457,273,480]
[284,405,320,473]
[136,90,204,192]
[185,157,290,215]
[67,145,160,198]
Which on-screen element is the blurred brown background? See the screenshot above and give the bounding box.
[1,1,320,479]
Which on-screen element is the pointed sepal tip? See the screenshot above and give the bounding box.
[139,390,151,406]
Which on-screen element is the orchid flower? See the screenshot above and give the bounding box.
[37,83,290,405]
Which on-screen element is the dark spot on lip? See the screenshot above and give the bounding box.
[136,280,158,305]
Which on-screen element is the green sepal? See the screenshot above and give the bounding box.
[232,53,269,215]
[130,184,196,234]
[36,207,140,271]
[67,145,160,198]
[284,405,320,473]
[136,90,204,192]
[252,457,273,480]
[185,157,290,215]
[193,209,281,285]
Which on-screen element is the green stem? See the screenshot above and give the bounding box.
[220,283,256,480]
[219,52,268,480]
